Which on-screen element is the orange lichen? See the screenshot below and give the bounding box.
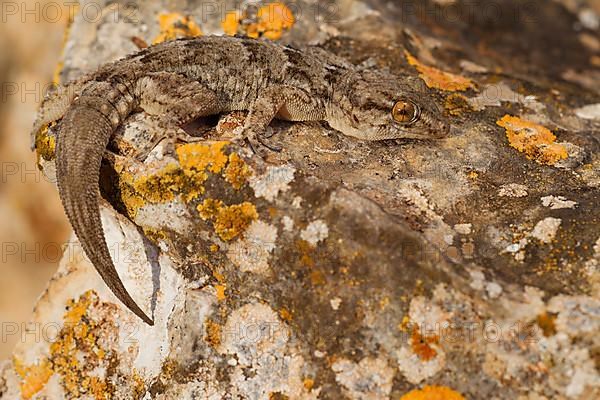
[50,291,116,399]
[405,51,475,91]
[496,115,568,165]
[35,124,56,162]
[400,385,465,400]
[15,359,53,400]
[215,284,227,301]
[204,320,222,347]
[213,271,225,283]
[119,162,198,216]
[119,142,233,216]
[213,202,258,240]
[279,307,293,321]
[132,371,146,398]
[398,315,411,332]
[537,312,557,337]
[197,198,225,220]
[221,2,294,40]
[197,199,258,240]
[222,10,243,36]
[223,152,252,189]
[177,141,229,174]
[257,3,295,40]
[15,291,119,399]
[410,329,440,361]
[303,378,315,390]
[153,12,202,44]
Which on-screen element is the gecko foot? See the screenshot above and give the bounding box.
[234,127,282,157]
[133,120,205,161]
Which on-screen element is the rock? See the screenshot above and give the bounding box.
[3,0,599,399]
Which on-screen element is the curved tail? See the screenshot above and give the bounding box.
[56,103,154,325]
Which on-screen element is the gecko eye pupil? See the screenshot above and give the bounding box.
[392,100,419,124]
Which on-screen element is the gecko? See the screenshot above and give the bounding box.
[31,35,450,325]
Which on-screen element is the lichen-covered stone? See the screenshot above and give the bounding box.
[3,0,599,399]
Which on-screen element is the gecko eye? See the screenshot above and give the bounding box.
[391,100,420,124]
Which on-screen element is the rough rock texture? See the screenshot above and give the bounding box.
[2,0,599,399]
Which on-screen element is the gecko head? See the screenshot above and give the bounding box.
[329,71,450,140]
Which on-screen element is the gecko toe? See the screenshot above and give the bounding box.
[257,135,282,152]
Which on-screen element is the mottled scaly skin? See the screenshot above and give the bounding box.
[32,36,450,325]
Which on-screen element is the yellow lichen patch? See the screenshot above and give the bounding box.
[496,115,568,165]
[221,2,294,40]
[223,153,252,189]
[204,319,222,347]
[142,228,168,243]
[537,312,557,337]
[14,358,53,400]
[63,289,94,324]
[215,284,227,301]
[410,329,440,361]
[398,315,411,332]
[35,124,56,162]
[400,385,465,400]
[197,199,258,240]
[153,12,202,44]
[177,141,229,175]
[120,163,198,216]
[303,378,314,391]
[213,271,225,283]
[47,290,116,399]
[197,198,225,220]
[405,51,475,91]
[279,307,293,322]
[132,370,146,399]
[257,2,295,40]
[213,202,258,241]
[222,10,243,36]
[120,142,232,216]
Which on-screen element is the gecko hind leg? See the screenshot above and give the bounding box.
[131,117,204,161]
[134,72,221,158]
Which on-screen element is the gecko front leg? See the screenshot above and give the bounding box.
[237,85,326,156]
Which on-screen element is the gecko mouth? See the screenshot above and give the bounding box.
[417,111,451,138]
[391,119,450,139]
